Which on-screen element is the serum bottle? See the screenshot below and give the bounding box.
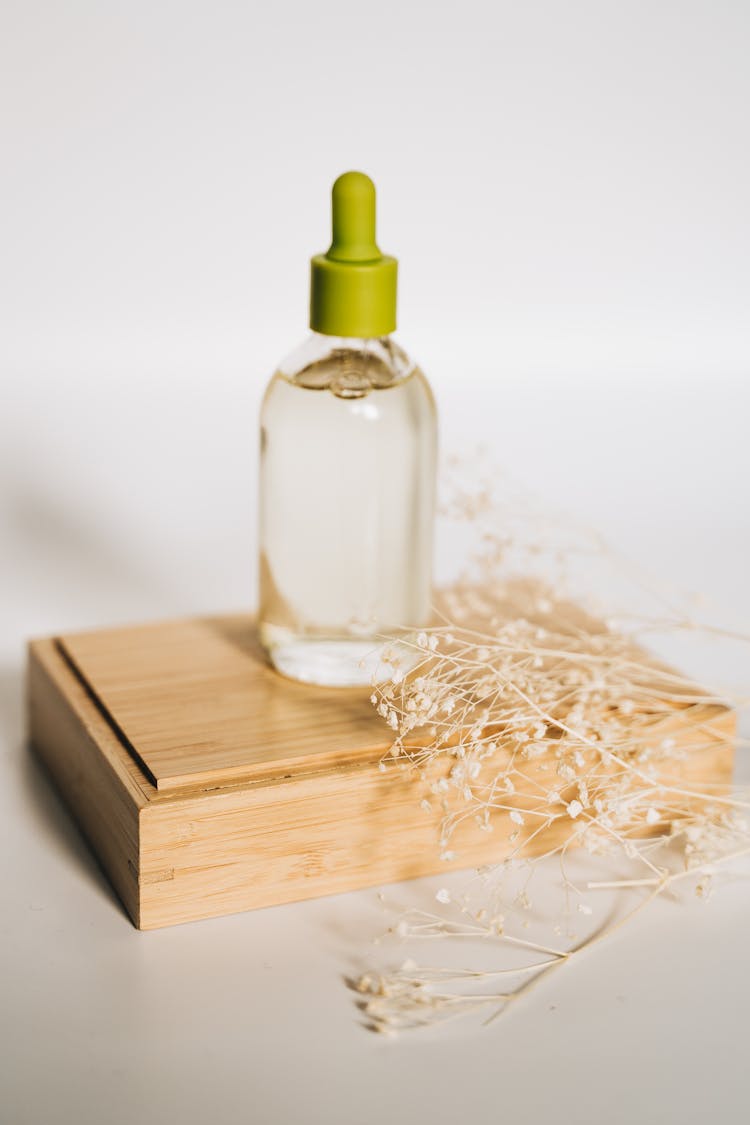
[258,171,437,686]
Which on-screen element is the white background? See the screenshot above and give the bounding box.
[1,2,749,1123]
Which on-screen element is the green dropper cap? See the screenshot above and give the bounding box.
[310,171,398,338]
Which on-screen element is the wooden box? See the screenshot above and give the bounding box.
[27,615,735,930]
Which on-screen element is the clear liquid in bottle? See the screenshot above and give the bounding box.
[259,334,437,686]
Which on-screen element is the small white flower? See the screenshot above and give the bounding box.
[646,807,660,825]
[435,888,451,904]
[567,799,583,819]
[510,810,525,826]
[695,878,713,900]
[577,903,593,915]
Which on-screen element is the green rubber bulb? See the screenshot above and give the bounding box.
[309,171,398,338]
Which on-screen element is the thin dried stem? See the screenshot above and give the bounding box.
[353,462,748,1034]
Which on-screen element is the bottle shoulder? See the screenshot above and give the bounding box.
[265,332,430,401]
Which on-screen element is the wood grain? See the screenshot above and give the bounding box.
[28,614,737,930]
[60,616,389,792]
[28,639,148,925]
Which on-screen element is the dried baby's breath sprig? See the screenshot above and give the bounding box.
[355,460,749,1034]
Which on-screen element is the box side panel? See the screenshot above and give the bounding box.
[139,760,508,928]
[27,640,146,927]
[139,705,735,929]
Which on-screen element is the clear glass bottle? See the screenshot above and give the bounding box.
[258,173,437,686]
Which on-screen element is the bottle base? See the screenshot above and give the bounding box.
[260,626,418,688]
